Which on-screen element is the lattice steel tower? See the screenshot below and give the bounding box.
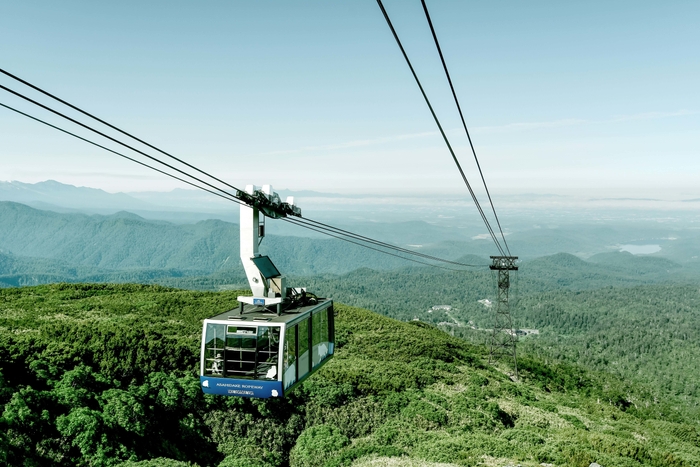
[488,256,518,379]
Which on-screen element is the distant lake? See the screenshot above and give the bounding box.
[619,244,661,255]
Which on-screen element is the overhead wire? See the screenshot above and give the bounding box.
[293,216,483,267]
[0,81,486,270]
[282,217,470,272]
[0,67,245,196]
[0,83,246,206]
[2,93,478,268]
[420,0,511,256]
[3,93,476,269]
[0,101,246,208]
[375,0,506,256]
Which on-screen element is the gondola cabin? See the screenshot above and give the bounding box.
[199,184,334,398]
[200,299,334,398]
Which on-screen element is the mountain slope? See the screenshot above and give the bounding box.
[1,283,699,466]
[0,201,465,275]
[516,284,700,413]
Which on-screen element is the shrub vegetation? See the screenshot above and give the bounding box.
[0,283,699,466]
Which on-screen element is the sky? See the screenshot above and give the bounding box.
[0,0,698,201]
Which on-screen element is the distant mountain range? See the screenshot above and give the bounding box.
[0,179,155,212]
[2,197,698,295]
[0,179,458,218]
[0,180,495,237]
[2,180,700,291]
[0,180,241,223]
[0,201,487,285]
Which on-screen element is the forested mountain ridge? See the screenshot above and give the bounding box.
[0,201,438,275]
[4,200,700,283]
[290,267,700,419]
[0,201,242,272]
[5,216,693,414]
[2,283,700,466]
[516,284,700,413]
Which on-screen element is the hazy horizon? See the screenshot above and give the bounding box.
[3,180,700,229]
[1,1,698,201]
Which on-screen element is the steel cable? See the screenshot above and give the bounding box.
[0,68,245,196]
[282,217,471,272]
[292,216,483,267]
[0,76,489,270]
[0,83,245,206]
[0,102,247,208]
[376,0,505,256]
[420,0,511,255]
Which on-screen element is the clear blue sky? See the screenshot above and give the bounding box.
[0,0,698,199]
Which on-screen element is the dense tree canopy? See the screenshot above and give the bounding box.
[1,284,700,466]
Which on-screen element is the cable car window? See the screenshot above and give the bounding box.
[321,308,329,347]
[283,324,297,389]
[225,325,257,379]
[298,318,310,379]
[204,323,226,377]
[315,309,330,367]
[257,327,280,380]
[312,312,322,367]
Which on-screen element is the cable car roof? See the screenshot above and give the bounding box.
[206,299,333,326]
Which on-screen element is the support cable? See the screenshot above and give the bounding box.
[0,102,247,208]
[0,101,483,270]
[420,0,511,255]
[0,83,243,206]
[282,217,468,272]
[0,90,487,270]
[292,216,482,267]
[376,0,505,256]
[0,68,245,196]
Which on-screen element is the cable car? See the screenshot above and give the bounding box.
[200,297,334,398]
[199,185,334,398]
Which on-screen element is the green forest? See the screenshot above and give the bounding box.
[3,201,700,288]
[0,201,477,280]
[3,202,700,465]
[296,265,700,420]
[2,283,700,466]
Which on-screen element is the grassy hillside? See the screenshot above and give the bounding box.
[5,241,699,426]
[2,284,700,466]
